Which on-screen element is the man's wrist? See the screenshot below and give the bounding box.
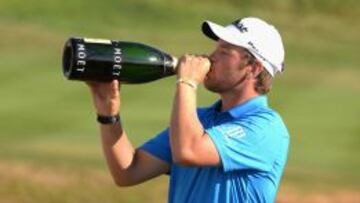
[97,114,121,125]
[176,78,197,90]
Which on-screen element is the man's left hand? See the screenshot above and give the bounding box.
[176,54,211,85]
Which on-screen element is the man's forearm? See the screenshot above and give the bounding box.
[99,122,137,185]
[87,81,137,185]
[170,84,204,164]
[169,55,220,166]
[87,81,169,186]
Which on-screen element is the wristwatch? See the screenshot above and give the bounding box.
[97,114,120,125]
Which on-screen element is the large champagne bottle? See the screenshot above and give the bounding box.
[62,37,178,83]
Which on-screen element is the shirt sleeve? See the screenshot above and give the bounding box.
[206,113,281,173]
[139,108,207,165]
[139,128,172,164]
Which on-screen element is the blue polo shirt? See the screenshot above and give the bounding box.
[140,96,290,203]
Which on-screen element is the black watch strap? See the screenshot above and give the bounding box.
[97,114,120,125]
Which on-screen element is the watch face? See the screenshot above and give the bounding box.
[110,117,117,123]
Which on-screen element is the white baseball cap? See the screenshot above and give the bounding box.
[202,17,285,77]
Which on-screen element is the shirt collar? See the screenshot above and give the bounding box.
[210,96,268,118]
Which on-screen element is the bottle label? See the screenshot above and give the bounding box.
[84,38,112,44]
[112,47,122,76]
[76,43,86,72]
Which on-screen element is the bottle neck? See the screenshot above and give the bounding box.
[170,56,178,71]
[163,55,178,75]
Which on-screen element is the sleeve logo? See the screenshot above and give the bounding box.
[220,124,246,139]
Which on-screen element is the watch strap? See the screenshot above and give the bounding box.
[97,114,120,125]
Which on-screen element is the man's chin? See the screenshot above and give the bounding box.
[204,81,221,93]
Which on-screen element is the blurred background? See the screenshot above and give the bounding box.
[0,0,359,202]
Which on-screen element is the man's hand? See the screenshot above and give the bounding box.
[86,80,120,116]
[177,54,211,85]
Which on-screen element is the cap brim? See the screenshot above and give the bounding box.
[202,21,222,41]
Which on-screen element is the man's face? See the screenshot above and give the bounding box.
[204,40,252,93]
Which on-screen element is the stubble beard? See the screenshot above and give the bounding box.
[204,77,227,93]
[204,72,248,94]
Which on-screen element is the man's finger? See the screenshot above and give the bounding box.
[203,58,211,68]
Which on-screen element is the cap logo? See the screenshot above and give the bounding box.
[232,20,248,33]
[247,41,259,53]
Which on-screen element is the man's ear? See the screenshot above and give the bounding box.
[250,61,264,78]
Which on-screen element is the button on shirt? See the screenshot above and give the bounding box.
[140,96,290,203]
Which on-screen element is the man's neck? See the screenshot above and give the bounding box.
[219,89,260,112]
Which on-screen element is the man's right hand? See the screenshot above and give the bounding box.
[86,80,120,116]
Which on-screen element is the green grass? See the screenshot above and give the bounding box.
[0,0,359,202]
[271,67,360,189]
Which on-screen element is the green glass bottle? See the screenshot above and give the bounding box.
[62,37,178,83]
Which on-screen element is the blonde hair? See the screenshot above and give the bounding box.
[242,49,273,95]
[255,70,273,95]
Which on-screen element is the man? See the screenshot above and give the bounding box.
[87,17,290,203]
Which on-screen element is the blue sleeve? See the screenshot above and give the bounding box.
[206,113,283,173]
[139,128,172,164]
